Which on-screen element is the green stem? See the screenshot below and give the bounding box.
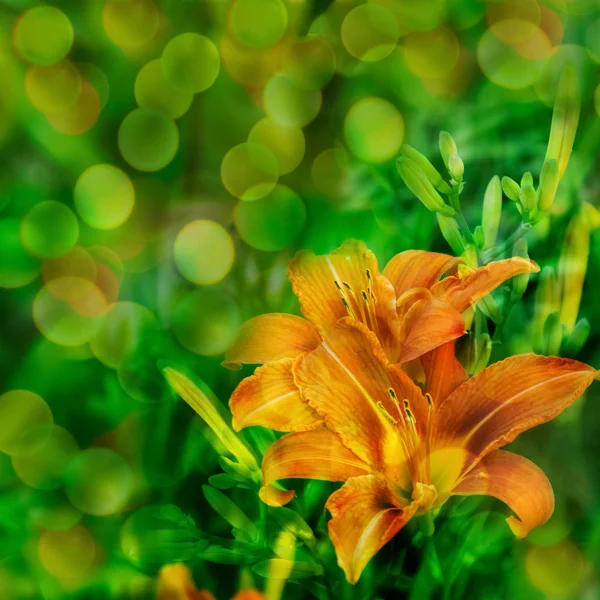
[482,222,533,263]
[447,185,479,259]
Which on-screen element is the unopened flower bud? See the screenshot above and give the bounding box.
[439,131,458,169]
[545,63,580,180]
[473,333,493,375]
[558,211,590,335]
[474,225,485,249]
[565,318,590,355]
[543,312,564,356]
[538,158,559,211]
[482,175,502,250]
[397,157,454,216]
[532,266,560,353]
[581,202,600,230]
[436,214,465,255]
[521,171,534,187]
[448,153,464,181]
[502,176,520,202]
[401,145,451,193]
[512,239,530,297]
[519,182,538,214]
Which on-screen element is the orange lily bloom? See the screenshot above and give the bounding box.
[156,564,265,600]
[225,240,538,433]
[257,320,598,583]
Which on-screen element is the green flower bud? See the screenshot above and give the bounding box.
[519,182,538,213]
[397,157,455,215]
[477,293,501,323]
[448,153,464,181]
[501,176,520,202]
[565,318,590,355]
[521,171,533,187]
[538,158,559,211]
[543,311,564,356]
[512,239,530,297]
[400,145,451,193]
[473,333,492,375]
[532,266,560,352]
[545,63,580,180]
[436,214,466,255]
[482,175,502,250]
[474,225,485,249]
[439,131,458,168]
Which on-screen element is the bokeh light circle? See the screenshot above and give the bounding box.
[14,6,74,66]
[90,301,157,368]
[161,33,220,94]
[43,246,98,302]
[33,286,99,346]
[118,108,179,172]
[30,499,82,532]
[526,540,585,596]
[477,28,546,89]
[341,4,400,62]
[486,0,542,44]
[0,390,53,457]
[235,185,306,251]
[220,142,279,200]
[344,97,404,163]
[135,59,193,120]
[46,81,101,135]
[283,35,335,91]
[229,0,288,49]
[174,220,234,285]
[25,60,82,114]
[172,289,241,356]
[78,62,110,108]
[248,117,305,175]
[0,219,41,288]
[21,201,79,259]
[12,425,79,490]
[102,0,160,50]
[75,164,135,230]
[264,74,322,127]
[65,448,133,516]
[311,147,352,201]
[38,524,96,580]
[403,26,460,79]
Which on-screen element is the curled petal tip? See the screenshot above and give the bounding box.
[259,484,296,507]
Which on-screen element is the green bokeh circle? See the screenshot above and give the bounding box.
[235,184,306,251]
[118,109,179,172]
[0,218,41,288]
[229,0,288,49]
[21,200,79,259]
[161,33,220,94]
[14,6,74,66]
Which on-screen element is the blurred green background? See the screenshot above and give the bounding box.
[1,0,600,598]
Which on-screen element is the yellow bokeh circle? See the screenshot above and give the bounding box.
[263,74,322,127]
[65,448,133,516]
[221,142,279,201]
[344,97,404,163]
[135,59,193,120]
[229,0,288,50]
[486,0,542,45]
[33,286,99,347]
[174,220,234,285]
[248,117,305,175]
[75,164,135,230]
[161,33,220,94]
[403,26,460,79]
[283,35,335,91]
[43,246,98,302]
[25,60,82,114]
[13,6,74,66]
[38,524,96,580]
[0,390,53,457]
[526,540,585,596]
[341,3,400,62]
[102,0,160,50]
[12,425,79,490]
[46,81,101,135]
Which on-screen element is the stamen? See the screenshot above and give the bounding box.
[377,402,398,425]
[335,280,358,320]
[425,393,433,411]
[362,290,378,332]
[425,393,433,485]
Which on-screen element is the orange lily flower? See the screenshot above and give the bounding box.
[257,320,598,583]
[156,564,265,600]
[225,240,538,433]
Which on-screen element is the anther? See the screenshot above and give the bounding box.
[377,402,398,425]
[425,393,433,411]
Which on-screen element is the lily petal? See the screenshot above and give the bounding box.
[326,474,418,584]
[287,240,401,360]
[452,450,555,538]
[223,314,320,369]
[421,340,468,406]
[260,429,371,507]
[433,354,598,473]
[232,592,267,600]
[156,564,215,600]
[229,358,323,432]
[432,258,540,314]
[295,319,427,476]
[398,297,466,364]
[383,250,461,297]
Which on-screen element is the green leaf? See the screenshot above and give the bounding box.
[208,473,238,490]
[252,559,324,579]
[202,485,259,541]
[268,506,315,543]
[198,544,268,565]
